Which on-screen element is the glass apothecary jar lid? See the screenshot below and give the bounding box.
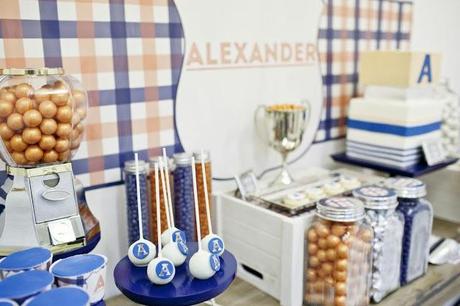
[352,185,398,210]
[384,177,427,199]
[173,152,193,165]
[316,197,365,222]
[124,160,148,174]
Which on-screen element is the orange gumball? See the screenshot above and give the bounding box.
[56,123,72,138]
[1,91,16,103]
[55,138,70,153]
[38,100,57,118]
[0,123,14,140]
[56,106,72,123]
[12,151,27,165]
[15,83,33,99]
[40,119,58,135]
[0,100,14,117]
[15,97,34,114]
[10,135,27,152]
[23,109,43,128]
[51,92,69,106]
[39,135,56,151]
[34,88,50,102]
[42,150,59,163]
[22,127,42,144]
[7,113,24,131]
[24,145,43,162]
[58,150,70,161]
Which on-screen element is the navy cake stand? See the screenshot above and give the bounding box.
[114,243,237,306]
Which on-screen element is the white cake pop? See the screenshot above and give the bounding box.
[128,153,156,267]
[158,156,188,266]
[147,163,175,285]
[188,156,221,280]
[199,150,225,256]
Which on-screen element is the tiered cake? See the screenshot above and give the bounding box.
[346,51,444,168]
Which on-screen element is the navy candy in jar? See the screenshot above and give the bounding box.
[353,186,404,302]
[173,152,196,241]
[385,177,433,285]
[304,197,373,306]
[124,160,150,244]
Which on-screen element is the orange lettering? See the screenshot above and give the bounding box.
[206,42,218,65]
[250,44,263,63]
[186,42,203,66]
[220,42,231,65]
[281,43,292,62]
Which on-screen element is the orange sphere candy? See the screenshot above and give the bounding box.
[22,128,42,144]
[0,100,14,117]
[335,259,348,272]
[25,145,43,162]
[15,97,34,114]
[56,123,72,138]
[334,295,346,306]
[72,90,86,106]
[7,113,24,131]
[58,150,71,161]
[40,118,58,135]
[34,88,50,102]
[335,282,347,296]
[15,83,33,99]
[12,151,27,164]
[42,150,59,163]
[317,250,327,262]
[331,224,347,237]
[321,262,333,275]
[10,135,27,152]
[308,243,318,255]
[326,235,340,248]
[307,229,318,242]
[309,256,320,268]
[51,92,69,106]
[326,249,337,261]
[56,106,72,123]
[38,100,57,118]
[306,269,317,281]
[333,270,347,282]
[1,92,16,103]
[0,123,14,140]
[55,138,70,153]
[316,224,330,238]
[318,238,327,249]
[23,109,43,128]
[39,135,56,151]
[336,243,349,259]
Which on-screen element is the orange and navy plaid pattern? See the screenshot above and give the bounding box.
[315,0,413,142]
[0,0,413,187]
[0,0,183,186]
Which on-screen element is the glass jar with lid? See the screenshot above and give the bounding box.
[352,186,404,302]
[304,197,373,306]
[0,68,88,167]
[384,177,433,285]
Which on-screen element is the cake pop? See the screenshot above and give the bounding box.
[127,153,156,267]
[147,163,176,285]
[199,149,225,256]
[159,156,188,266]
[160,150,187,246]
[189,156,221,280]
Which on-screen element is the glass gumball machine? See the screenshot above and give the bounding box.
[0,68,92,256]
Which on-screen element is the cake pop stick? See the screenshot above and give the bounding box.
[160,157,188,266]
[128,153,156,267]
[160,151,187,245]
[199,149,225,256]
[147,163,175,285]
[189,157,221,280]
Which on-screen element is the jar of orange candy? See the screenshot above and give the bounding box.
[304,197,373,306]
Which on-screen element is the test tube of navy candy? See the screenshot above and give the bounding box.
[127,149,225,285]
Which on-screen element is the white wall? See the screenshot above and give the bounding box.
[411,0,460,93]
[88,1,460,298]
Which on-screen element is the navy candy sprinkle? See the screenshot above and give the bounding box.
[125,170,150,244]
[173,163,196,241]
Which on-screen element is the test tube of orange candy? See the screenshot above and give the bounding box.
[0,68,87,166]
[304,197,373,306]
[193,150,212,238]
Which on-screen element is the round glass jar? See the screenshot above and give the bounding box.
[353,186,404,302]
[384,177,433,285]
[304,197,373,306]
[0,68,88,167]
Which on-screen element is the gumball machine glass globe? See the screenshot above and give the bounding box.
[0,68,88,168]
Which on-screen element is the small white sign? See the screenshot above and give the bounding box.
[234,170,259,200]
[48,219,76,245]
[423,139,447,166]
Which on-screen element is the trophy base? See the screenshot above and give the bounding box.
[269,167,294,187]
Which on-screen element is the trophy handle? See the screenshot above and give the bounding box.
[254,105,268,144]
[301,99,311,130]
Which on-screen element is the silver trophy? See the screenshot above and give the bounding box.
[255,102,310,186]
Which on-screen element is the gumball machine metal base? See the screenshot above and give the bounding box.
[0,163,86,256]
